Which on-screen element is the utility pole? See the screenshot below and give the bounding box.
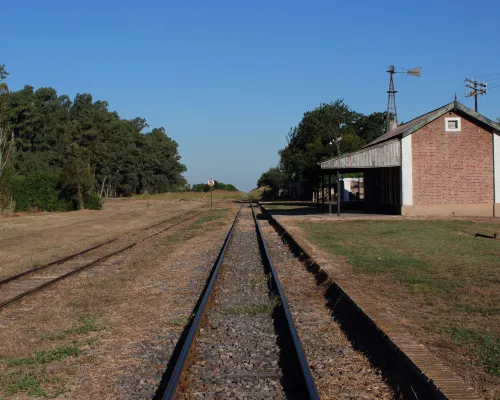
[465,78,487,112]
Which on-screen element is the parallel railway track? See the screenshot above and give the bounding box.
[162,204,319,399]
[0,209,205,310]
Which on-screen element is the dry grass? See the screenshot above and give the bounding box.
[0,198,208,278]
[294,219,500,399]
[0,203,239,399]
[133,190,246,201]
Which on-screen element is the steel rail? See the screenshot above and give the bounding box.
[162,205,320,400]
[0,210,199,286]
[0,238,118,285]
[162,207,241,400]
[250,203,320,400]
[0,243,137,309]
[0,210,205,310]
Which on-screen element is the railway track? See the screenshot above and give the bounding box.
[0,209,205,310]
[162,204,319,400]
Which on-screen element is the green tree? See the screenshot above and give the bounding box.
[256,167,289,198]
[279,100,362,179]
[355,112,387,143]
[0,163,13,213]
[3,67,188,210]
[190,181,238,192]
[0,65,14,180]
[257,168,288,189]
[61,145,96,210]
[277,100,386,194]
[0,65,14,213]
[192,183,208,192]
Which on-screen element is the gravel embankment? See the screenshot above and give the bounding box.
[259,213,396,400]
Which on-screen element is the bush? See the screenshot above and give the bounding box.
[12,172,72,212]
[83,192,103,210]
[0,165,13,213]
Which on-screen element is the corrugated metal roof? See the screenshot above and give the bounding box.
[363,103,450,148]
[364,101,500,149]
[319,101,500,169]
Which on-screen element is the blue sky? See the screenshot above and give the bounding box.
[2,0,499,191]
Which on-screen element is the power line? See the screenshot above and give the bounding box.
[465,77,487,112]
[474,72,500,78]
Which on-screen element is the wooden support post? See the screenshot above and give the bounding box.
[328,174,332,215]
[321,174,325,213]
[337,170,340,217]
[316,177,320,213]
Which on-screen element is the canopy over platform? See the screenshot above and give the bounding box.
[320,139,401,170]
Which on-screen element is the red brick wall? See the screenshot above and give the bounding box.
[412,112,493,205]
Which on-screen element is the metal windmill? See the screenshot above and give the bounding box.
[386,65,421,132]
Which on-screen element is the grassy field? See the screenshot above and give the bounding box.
[295,219,500,390]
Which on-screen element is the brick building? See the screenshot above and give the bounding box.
[319,101,500,217]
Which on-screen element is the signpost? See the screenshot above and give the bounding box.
[207,179,215,210]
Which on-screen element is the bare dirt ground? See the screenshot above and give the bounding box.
[0,198,217,279]
[0,201,239,399]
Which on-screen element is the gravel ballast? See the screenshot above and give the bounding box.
[179,207,292,399]
[258,209,396,400]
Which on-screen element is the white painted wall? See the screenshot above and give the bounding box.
[494,131,500,206]
[342,178,363,201]
[401,135,413,206]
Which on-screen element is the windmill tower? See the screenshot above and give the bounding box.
[386,65,421,132]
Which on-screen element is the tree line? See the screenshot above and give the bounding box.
[0,66,187,212]
[257,100,387,197]
[190,180,238,192]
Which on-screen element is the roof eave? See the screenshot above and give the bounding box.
[400,102,455,139]
[453,102,500,132]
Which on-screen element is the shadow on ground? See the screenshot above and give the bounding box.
[262,208,445,400]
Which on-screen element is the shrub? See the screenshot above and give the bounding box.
[12,172,72,212]
[83,192,103,210]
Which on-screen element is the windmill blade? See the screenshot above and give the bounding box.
[407,67,422,77]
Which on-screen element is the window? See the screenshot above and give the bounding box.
[445,117,461,132]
